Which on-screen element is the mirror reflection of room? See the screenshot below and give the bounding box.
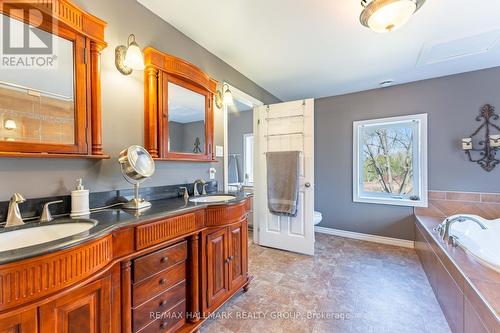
[227,99,254,192]
[0,14,75,145]
[167,82,206,154]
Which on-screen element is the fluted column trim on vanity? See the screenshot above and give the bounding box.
[0,236,113,311]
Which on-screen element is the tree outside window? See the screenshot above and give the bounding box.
[353,114,428,207]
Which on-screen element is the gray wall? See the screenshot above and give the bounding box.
[228,110,253,182]
[315,67,500,240]
[0,0,279,201]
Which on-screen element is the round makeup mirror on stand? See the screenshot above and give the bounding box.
[118,145,155,210]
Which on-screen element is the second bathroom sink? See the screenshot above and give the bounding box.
[189,195,236,203]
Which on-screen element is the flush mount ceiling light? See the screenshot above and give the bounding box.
[360,0,425,33]
[115,34,145,75]
[215,83,234,109]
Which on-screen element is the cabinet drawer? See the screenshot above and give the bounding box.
[137,300,186,333]
[133,280,186,332]
[133,262,186,307]
[133,241,187,283]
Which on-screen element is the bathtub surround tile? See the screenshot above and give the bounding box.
[480,193,500,204]
[415,215,500,333]
[445,192,481,202]
[416,190,500,219]
[201,233,451,333]
[429,191,447,200]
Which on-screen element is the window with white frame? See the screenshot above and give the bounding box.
[353,114,428,207]
[243,133,254,185]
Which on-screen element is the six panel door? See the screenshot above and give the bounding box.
[206,228,229,309]
[39,275,112,333]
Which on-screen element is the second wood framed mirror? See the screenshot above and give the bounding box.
[144,48,217,162]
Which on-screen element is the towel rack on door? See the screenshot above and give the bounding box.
[263,101,307,155]
[264,132,304,137]
[264,114,304,120]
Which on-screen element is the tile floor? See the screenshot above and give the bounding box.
[201,233,451,333]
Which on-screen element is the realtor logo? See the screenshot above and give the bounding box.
[1,1,57,68]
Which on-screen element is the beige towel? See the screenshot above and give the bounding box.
[266,151,300,216]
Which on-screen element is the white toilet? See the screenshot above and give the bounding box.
[314,211,323,225]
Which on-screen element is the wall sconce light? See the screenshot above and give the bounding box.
[461,104,500,172]
[115,34,145,75]
[215,83,234,109]
[4,119,17,130]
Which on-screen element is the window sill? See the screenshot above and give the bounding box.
[354,196,428,208]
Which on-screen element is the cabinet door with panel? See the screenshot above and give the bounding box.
[0,309,37,333]
[228,220,248,291]
[39,275,112,333]
[206,228,229,309]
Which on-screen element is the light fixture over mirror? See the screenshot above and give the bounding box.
[360,0,425,33]
[115,34,145,75]
[215,83,234,109]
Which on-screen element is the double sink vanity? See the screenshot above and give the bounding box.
[0,0,251,332]
[0,190,251,333]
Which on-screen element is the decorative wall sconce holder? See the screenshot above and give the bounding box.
[462,104,500,172]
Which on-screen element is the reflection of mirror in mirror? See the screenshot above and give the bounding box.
[167,82,206,154]
[0,14,75,144]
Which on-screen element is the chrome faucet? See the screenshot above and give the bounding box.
[437,215,488,247]
[5,193,26,227]
[193,179,206,196]
[40,200,63,223]
[179,187,189,201]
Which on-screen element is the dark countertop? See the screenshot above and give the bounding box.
[0,192,248,265]
[415,215,500,322]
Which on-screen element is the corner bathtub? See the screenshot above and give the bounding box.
[448,214,500,273]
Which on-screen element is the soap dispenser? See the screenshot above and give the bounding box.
[70,178,90,217]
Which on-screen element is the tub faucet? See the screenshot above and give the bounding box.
[5,193,26,228]
[193,179,206,196]
[440,215,487,246]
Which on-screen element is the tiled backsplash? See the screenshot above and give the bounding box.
[415,190,500,219]
[0,181,218,222]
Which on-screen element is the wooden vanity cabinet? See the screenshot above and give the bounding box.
[0,199,251,333]
[204,218,248,313]
[39,275,113,333]
[206,228,230,308]
[0,309,37,333]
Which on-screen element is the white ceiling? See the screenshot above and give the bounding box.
[138,0,500,101]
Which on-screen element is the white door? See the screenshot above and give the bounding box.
[254,99,315,255]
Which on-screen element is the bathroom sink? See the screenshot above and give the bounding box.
[0,219,97,252]
[189,195,236,203]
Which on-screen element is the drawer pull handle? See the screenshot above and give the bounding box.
[160,300,168,307]
[159,278,167,285]
[160,321,168,329]
[160,256,169,263]
[228,256,234,261]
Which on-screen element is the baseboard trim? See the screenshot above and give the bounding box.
[315,226,414,249]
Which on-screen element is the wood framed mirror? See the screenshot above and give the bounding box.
[0,0,107,159]
[144,47,217,162]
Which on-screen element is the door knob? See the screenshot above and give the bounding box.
[305,182,311,188]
